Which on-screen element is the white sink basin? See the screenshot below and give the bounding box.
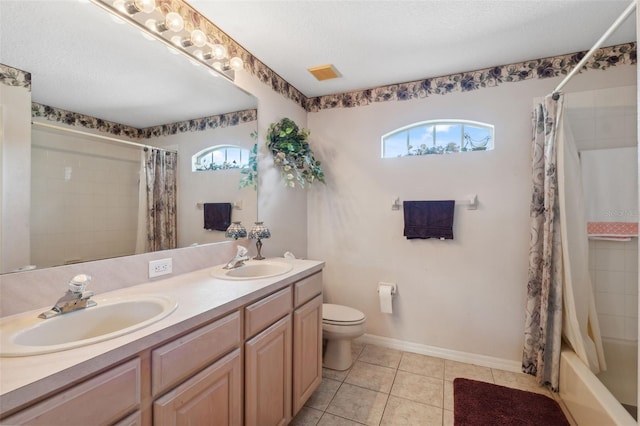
[0,295,177,357]
[211,260,293,280]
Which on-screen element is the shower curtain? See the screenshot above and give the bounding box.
[522,94,605,390]
[135,148,178,253]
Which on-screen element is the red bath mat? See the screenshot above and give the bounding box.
[453,378,570,426]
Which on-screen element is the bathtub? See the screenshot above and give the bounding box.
[597,338,638,412]
[559,345,636,425]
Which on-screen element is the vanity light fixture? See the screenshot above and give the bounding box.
[172,29,207,48]
[248,222,271,260]
[225,222,247,240]
[97,0,244,80]
[146,11,184,33]
[112,0,155,15]
[211,43,227,60]
[126,0,155,14]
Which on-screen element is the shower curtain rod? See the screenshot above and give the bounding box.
[552,0,637,100]
[32,121,177,154]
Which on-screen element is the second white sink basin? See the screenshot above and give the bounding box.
[0,295,177,357]
[212,260,293,280]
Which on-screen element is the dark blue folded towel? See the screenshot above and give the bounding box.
[403,200,455,240]
[203,203,232,231]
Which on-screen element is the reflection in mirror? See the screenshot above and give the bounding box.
[0,0,258,273]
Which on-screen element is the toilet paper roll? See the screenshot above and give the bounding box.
[379,284,393,314]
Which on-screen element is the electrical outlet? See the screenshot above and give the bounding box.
[149,258,172,278]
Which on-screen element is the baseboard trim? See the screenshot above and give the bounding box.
[356,333,522,372]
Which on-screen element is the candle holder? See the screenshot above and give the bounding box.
[248,222,271,260]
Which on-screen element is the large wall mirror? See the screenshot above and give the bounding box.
[0,0,258,273]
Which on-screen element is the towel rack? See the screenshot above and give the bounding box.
[391,195,478,211]
[196,201,243,210]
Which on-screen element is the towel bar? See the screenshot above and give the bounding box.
[196,201,243,210]
[392,195,478,211]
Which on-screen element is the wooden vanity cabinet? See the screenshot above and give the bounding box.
[292,273,323,416]
[244,286,293,426]
[1,268,324,426]
[153,349,242,426]
[151,312,242,426]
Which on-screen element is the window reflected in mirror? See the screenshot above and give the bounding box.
[192,145,251,171]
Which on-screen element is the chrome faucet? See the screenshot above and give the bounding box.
[224,246,250,269]
[38,274,97,319]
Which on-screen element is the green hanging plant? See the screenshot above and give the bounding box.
[266,118,325,188]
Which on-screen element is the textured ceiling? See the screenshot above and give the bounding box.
[190,0,637,98]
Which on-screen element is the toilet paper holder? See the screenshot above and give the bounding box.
[378,282,397,295]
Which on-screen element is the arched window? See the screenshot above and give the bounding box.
[381,120,494,158]
[192,145,250,171]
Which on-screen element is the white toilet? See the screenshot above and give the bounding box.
[322,303,367,370]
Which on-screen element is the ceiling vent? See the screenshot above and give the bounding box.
[308,64,341,81]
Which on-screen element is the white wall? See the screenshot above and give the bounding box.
[0,82,31,273]
[234,72,310,259]
[306,65,636,363]
[151,122,258,248]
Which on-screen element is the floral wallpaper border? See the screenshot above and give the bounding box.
[0,63,31,90]
[158,0,635,113]
[32,102,257,140]
[305,43,636,112]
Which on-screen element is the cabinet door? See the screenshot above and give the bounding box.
[154,349,242,426]
[292,294,323,415]
[244,315,292,426]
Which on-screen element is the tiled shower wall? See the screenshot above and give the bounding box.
[30,126,140,269]
[567,86,638,342]
[590,239,638,340]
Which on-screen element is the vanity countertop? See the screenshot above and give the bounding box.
[0,258,324,415]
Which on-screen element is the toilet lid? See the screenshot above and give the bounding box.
[323,303,366,323]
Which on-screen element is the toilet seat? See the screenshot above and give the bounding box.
[323,303,366,326]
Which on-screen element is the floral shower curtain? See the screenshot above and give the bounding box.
[522,94,564,390]
[140,148,177,252]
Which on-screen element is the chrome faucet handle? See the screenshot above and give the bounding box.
[68,274,92,294]
[38,274,96,319]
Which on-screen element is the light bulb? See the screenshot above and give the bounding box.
[191,29,207,47]
[112,0,126,13]
[134,0,155,13]
[212,61,223,71]
[121,0,155,14]
[170,35,182,46]
[211,43,227,60]
[193,49,204,60]
[165,12,184,32]
[145,18,158,31]
[229,56,243,70]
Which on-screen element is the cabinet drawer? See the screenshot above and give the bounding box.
[154,349,242,426]
[245,286,292,338]
[3,358,140,425]
[152,311,241,396]
[294,271,323,307]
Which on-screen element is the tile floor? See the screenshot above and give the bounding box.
[291,342,572,426]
